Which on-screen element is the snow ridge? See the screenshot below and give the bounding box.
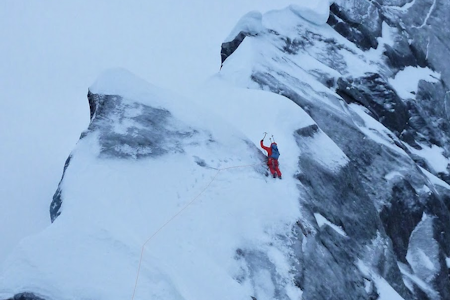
[2,1,450,300]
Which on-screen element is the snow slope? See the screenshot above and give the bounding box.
[0,69,310,300]
[0,0,301,263]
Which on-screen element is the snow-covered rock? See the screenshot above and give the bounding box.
[221,11,264,68]
[406,214,441,298]
[289,0,331,26]
[0,68,308,300]
[2,1,450,300]
[218,3,450,300]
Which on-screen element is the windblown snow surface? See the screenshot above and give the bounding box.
[1,3,333,299]
[2,0,450,300]
[0,0,300,262]
[0,68,306,300]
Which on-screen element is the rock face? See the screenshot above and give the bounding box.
[330,0,450,157]
[336,73,409,135]
[220,1,450,299]
[327,3,380,51]
[332,0,450,172]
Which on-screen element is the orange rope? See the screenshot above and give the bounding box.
[130,163,263,300]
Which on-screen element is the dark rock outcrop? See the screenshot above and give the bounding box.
[327,3,380,51]
[49,90,208,222]
[221,31,252,67]
[87,92,199,159]
[336,73,409,136]
[220,12,263,68]
[50,155,71,222]
[6,293,45,300]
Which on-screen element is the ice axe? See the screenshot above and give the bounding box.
[262,132,267,140]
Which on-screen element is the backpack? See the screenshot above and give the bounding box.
[270,144,280,159]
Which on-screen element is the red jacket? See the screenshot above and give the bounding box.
[260,140,276,157]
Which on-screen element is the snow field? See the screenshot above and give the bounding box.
[0,69,304,300]
[0,0,315,264]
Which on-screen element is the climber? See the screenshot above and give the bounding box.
[260,134,282,179]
